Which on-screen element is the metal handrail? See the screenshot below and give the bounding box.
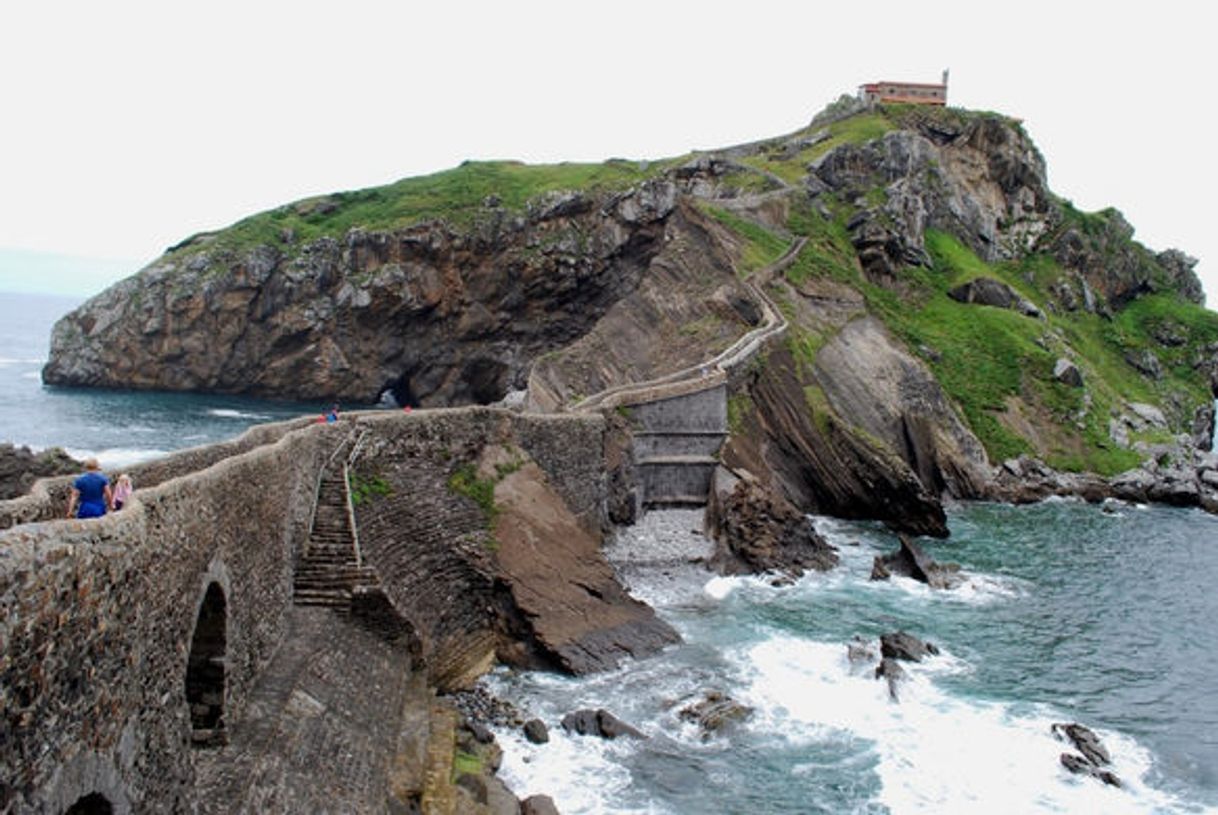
[341,461,363,570]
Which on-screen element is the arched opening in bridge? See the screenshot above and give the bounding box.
[185,581,227,747]
[63,793,113,815]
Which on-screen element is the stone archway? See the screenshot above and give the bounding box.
[185,581,227,747]
[63,793,113,814]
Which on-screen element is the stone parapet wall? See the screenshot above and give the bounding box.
[0,416,316,531]
[348,408,606,688]
[0,406,610,810]
[0,420,339,813]
[627,384,727,434]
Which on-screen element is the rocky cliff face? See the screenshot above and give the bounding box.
[44,180,680,405]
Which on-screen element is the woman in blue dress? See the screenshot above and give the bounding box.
[66,458,113,519]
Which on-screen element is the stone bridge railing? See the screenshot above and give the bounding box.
[0,418,340,813]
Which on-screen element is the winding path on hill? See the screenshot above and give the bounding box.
[572,236,805,412]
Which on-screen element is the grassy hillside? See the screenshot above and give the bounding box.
[755,199,1217,474]
[167,158,681,260]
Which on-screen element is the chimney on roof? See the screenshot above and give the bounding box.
[942,68,950,87]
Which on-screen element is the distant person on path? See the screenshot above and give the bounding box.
[325,403,340,423]
[111,473,133,511]
[66,458,112,519]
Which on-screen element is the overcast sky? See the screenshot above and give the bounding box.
[1,1,1212,302]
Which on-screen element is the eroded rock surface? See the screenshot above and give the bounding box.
[870,535,964,589]
[722,345,950,538]
[704,466,838,577]
[0,443,81,500]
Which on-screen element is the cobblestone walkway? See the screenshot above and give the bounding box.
[193,606,422,814]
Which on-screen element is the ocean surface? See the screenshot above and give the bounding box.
[4,290,1218,813]
[487,507,1218,814]
[0,291,332,467]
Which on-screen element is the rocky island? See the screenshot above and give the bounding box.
[43,96,1218,531]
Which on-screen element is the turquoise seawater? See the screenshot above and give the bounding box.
[0,291,333,466]
[487,504,1218,814]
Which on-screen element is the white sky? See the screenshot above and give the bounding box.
[1,1,1213,302]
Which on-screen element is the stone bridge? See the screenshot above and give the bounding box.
[0,407,669,814]
[0,236,802,813]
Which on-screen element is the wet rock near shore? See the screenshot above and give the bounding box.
[521,794,562,815]
[989,447,1218,518]
[870,535,963,589]
[880,631,940,662]
[522,718,549,744]
[705,467,838,578]
[560,708,645,740]
[0,443,82,500]
[677,691,753,740]
[848,632,939,702]
[874,657,907,701]
[446,686,527,729]
[1053,722,1120,787]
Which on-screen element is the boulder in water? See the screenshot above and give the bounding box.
[880,631,939,662]
[521,794,561,815]
[1053,722,1121,787]
[1060,753,1121,787]
[678,691,753,739]
[522,718,549,744]
[560,708,644,740]
[870,535,963,589]
[1052,722,1111,766]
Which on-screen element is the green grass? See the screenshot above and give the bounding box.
[727,393,754,435]
[740,112,894,184]
[446,448,528,534]
[853,228,1216,473]
[447,463,498,527]
[784,202,860,285]
[699,205,788,276]
[348,471,393,506]
[168,158,682,264]
[452,750,483,779]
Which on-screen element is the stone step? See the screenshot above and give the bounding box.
[292,589,351,606]
[643,494,709,507]
[637,454,719,466]
[632,430,728,437]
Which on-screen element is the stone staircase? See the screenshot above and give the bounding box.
[572,238,806,510]
[294,467,378,608]
[631,385,728,510]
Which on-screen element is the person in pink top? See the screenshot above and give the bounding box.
[111,473,133,511]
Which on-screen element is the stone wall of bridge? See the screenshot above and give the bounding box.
[0,407,617,812]
[0,421,340,813]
